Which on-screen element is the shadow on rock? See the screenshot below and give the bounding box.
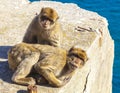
[0,46,13,83]
[0,46,12,59]
[17,90,27,93]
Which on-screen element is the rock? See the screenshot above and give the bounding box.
[0,0,114,93]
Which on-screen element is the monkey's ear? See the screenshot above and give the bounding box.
[40,7,44,13]
[69,46,74,52]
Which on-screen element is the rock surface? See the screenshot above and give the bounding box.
[0,0,114,93]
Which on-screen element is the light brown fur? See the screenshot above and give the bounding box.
[8,43,87,87]
[23,7,62,47]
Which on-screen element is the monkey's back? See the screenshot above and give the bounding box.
[8,43,38,71]
[8,43,67,74]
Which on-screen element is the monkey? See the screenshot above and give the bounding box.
[8,43,88,87]
[23,7,62,47]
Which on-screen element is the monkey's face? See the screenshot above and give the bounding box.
[39,7,59,30]
[39,15,55,30]
[67,56,84,70]
[69,47,88,62]
[68,47,88,70]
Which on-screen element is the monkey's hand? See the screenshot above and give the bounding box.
[58,71,74,86]
[59,75,71,83]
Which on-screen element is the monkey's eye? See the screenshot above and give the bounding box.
[41,16,48,21]
[41,16,54,24]
[70,56,75,60]
[50,20,54,25]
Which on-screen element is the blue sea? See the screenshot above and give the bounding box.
[30,0,120,92]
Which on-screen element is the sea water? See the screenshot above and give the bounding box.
[30,0,120,92]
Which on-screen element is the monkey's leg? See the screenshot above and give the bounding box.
[12,52,40,85]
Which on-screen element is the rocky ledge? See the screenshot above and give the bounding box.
[0,0,114,93]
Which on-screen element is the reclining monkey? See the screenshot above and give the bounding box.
[8,43,88,87]
[23,7,62,47]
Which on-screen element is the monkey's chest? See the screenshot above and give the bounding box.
[37,32,51,44]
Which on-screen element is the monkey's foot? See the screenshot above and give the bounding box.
[27,84,37,93]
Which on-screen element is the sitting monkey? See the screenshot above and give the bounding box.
[8,43,88,87]
[23,7,62,47]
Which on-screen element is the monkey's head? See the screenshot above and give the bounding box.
[38,7,59,30]
[67,46,88,70]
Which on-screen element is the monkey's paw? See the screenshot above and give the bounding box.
[59,76,71,84]
[28,77,36,85]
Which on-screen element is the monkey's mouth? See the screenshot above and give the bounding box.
[69,61,78,69]
[42,24,48,28]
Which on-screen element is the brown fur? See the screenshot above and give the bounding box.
[23,7,62,47]
[8,43,87,87]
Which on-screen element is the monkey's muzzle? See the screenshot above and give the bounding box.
[69,61,79,70]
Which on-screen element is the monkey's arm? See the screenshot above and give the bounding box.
[34,64,63,87]
[47,69,75,87]
[50,38,60,47]
[35,64,74,87]
[58,69,75,85]
[50,31,62,47]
